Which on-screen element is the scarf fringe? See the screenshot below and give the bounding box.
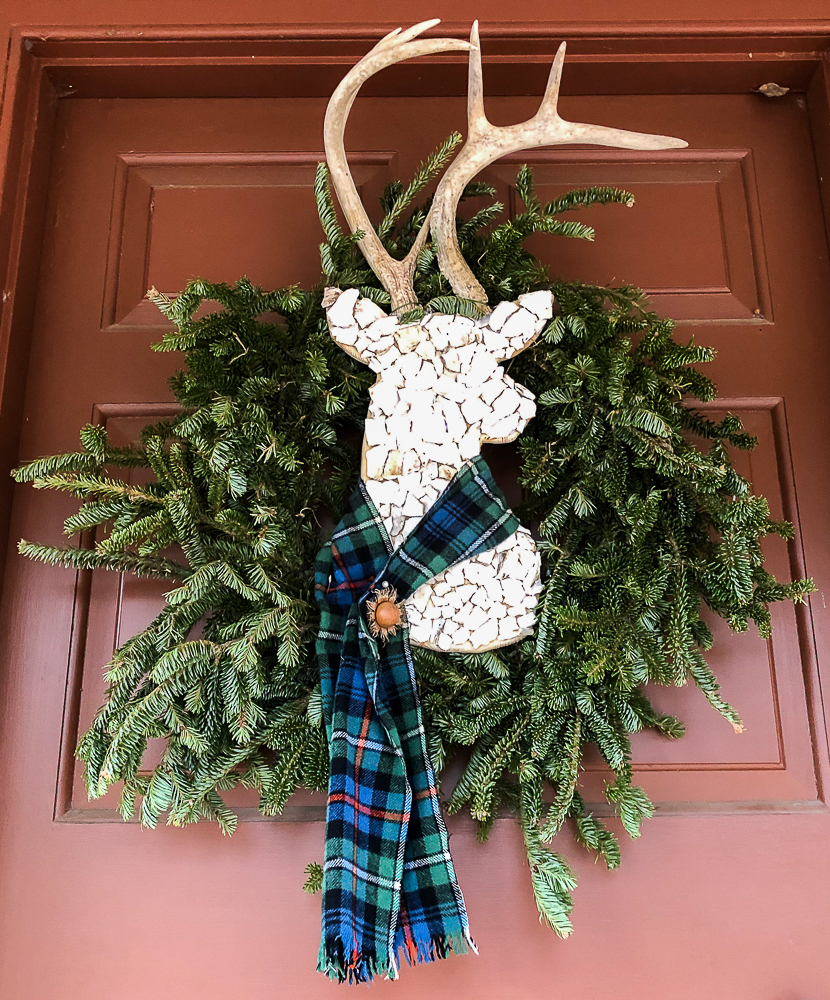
[318,930,476,984]
[317,937,391,985]
[395,927,477,971]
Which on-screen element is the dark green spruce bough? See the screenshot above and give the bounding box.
[15,133,812,936]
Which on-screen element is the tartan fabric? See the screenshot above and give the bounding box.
[315,455,520,983]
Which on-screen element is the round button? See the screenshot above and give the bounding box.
[374,600,402,629]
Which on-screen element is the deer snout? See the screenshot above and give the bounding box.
[479,375,537,444]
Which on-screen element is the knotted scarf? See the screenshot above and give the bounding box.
[314,455,520,983]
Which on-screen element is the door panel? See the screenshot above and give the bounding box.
[487,148,773,323]
[1,91,828,997]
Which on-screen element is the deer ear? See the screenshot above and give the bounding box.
[324,287,395,367]
[478,290,555,361]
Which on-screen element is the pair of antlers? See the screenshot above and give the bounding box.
[324,19,687,313]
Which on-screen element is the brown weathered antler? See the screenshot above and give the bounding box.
[323,19,471,312]
[430,22,689,305]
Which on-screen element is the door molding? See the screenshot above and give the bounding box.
[2,23,829,822]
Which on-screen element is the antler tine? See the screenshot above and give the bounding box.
[466,20,486,137]
[396,18,442,45]
[324,21,471,313]
[536,41,566,119]
[375,26,402,44]
[431,26,688,305]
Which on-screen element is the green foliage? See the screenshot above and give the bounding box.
[303,862,324,895]
[15,141,812,936]
[16,275,370,833]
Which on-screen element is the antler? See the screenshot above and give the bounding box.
[323,19,471,313]
[431,22,689,305]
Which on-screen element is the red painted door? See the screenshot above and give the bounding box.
[1,85,829,997]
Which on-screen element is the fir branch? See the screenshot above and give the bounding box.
[303,861,324,894]
[18,540,187,578]
[377,132,462,240]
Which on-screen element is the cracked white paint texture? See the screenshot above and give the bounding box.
[324,286,553,652]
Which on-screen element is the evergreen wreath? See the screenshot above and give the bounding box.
[15,134,812,936]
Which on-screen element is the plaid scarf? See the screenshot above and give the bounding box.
[314,455,520,983]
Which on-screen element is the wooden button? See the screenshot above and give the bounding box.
[374,600,401,628]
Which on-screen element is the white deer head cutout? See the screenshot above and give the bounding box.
[322,19,687,653]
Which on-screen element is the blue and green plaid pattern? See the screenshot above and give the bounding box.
[315,455,520,983]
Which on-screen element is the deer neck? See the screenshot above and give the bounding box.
[361,398,476,548]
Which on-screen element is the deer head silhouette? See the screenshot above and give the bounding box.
[322,19,687,652]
